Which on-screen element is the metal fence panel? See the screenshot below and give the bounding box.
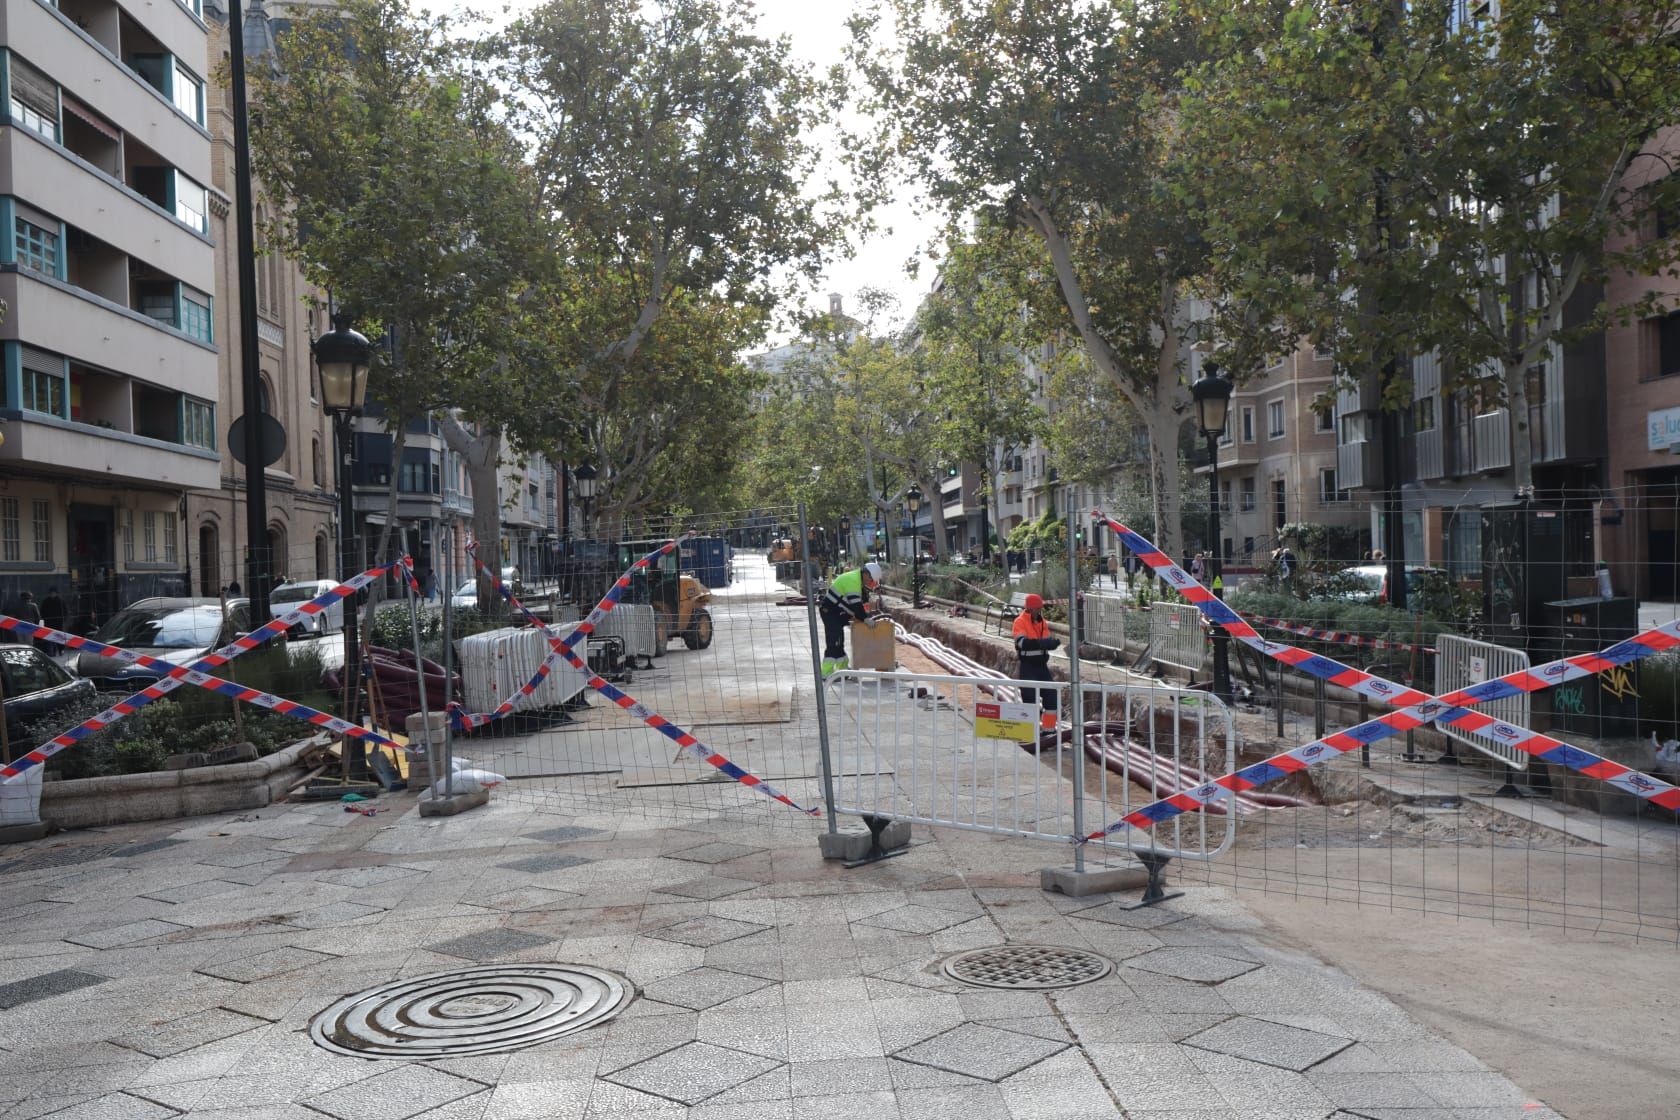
[826,669,1234,861]
[1434,634,1531,770]
[1084,593,1129,651]
[1150,603,1208,674]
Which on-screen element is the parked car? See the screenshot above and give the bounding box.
[2,645,97,750]
[451,569,521,611]
[1333,564,1450,607]
[270,579,344,636]
[72,598,251,689]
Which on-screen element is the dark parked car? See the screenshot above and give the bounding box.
[72,598,251,689]
[2,645,96,751]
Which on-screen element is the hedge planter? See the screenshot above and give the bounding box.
[38,735,324,830]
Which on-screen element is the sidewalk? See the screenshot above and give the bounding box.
[0,791,1563,1120]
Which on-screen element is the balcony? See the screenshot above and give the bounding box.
[0,270,217,401]
[11,1,210,177]
[1472,410,1512,473]
[0,408,218,489]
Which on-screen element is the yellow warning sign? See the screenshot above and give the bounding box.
[975,700,1040,743]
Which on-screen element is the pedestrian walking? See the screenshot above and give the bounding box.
[10,591,42,648]
[1190,552,1206,580]
[1107,552,1120,588]
[818,561,884,677]
[1011,593,1060,715]
[39,588,65,654]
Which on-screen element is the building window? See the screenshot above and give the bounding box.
[139,284,177,326]
[1240,407,1255,443]
[1340,414,1370,444]
[21,363,65,416]
[1319,468,1343,504]
[143,511,158,563]
[15,217,59,274]
[312,438,323,486]
[123,510,134,563]
[174,174,209,235]
[31,500,50,563]
[180,287,213,343]
[183,399,215,449]
[1656,311,1680,379]
[1415,396,1437,432]
[7,55,57,142]
[163,516,178,565]
[176,0,203,21]
[1268,400,1286,439]
[1315,407,1334,434]
[0,498,19,562]
[1272,478,1287,531]
[1313,344,1334,361]
[171,61,204,125]
[1240,478,1256,512]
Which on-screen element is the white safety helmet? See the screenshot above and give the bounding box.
[863,561,884,584]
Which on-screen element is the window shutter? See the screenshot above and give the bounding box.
[9,56,57,118]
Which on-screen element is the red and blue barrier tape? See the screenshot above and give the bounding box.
[1,561,411,782]
[1083,511,1680,840]
[1248,616,1435,656]
[448,537,683,731]
[462,542,821,816]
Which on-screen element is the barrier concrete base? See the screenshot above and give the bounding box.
[819,818,911,862]
[418,788,491,817]
[1040,862,1150,897]
[0,821,49,844]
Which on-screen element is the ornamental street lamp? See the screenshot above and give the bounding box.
[906,485,924,609]
[573,463,598,537]
[1190,362,1235,704]
[839,514,851,559]
[313,312,372,779]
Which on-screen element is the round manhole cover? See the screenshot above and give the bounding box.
[309,964,632,1058]
[941,944,1113,990]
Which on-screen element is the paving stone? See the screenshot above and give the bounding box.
[139,880,243,905]
[112,1007,271,1058]
[317,865,424,888]
[786,1057,892,1097]
[287,901,387,929]
[1309,1071,1442,1109]
[892,1084,1012,1120]
[1066,902,1188,929]
[1407,1070,1530,1107]
[603,1040,783,1105]
[195,848,283,868]
[19,1091,181,1118]
[499,853,595,874]
[427,927,558,960]
[664,842,764,865]
[64,919,188,950]
[641,967,775,1011]
[0,969,109,1010]
[524,826,605,844]
[193,947,337,984]
[473,886,579,912]
[108,839,189,859]
[305,1064,485,1120]
[1124,948,1262,985]
[891,1023,1066,1083]
[1184,1015,1354,1072]
[657,877,759,901]
[853,905,970,935]
[644,916,771,948]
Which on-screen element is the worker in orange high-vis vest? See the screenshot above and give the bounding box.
[1011,593,1060,713]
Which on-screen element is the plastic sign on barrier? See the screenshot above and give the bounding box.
[975,700,1039,743]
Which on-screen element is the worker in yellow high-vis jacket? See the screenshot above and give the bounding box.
[819,561,883,677]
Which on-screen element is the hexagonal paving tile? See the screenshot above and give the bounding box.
[641,967,775,1011]
[499,852,594,874]
[524,825,605,843]
[1124,948,1261,984]
[1066,902,1187,930]
[305,1064,486,1119]
[657,876,760,901]
[664,841,765,865]
[855,904,976,935]
[112,1007,271,1058]
[426,927,557,960]
[604,1040,782,1105]
[1184,1015,1354,1072]
[0,968,109,1010]
[891,1022,1068,1082]
[644,916,772,948]
[194,946,337,983]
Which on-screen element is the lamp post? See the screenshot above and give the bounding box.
[314,312,373,777]
[1191,363,1234,703]
[839,514,851,560]
[906,485,923,609]
[573,464,598,538]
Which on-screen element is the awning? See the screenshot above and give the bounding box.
[61,95,121,142]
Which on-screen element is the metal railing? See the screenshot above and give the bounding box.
[1150,602,1209,675]
[1434,633,1532,770]
[824,669,1236,862]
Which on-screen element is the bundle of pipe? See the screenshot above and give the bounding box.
[891,623,1308,812]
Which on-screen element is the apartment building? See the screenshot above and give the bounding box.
[0,0,219,623]
[183,0,335,596]
[1217,342,1362,564]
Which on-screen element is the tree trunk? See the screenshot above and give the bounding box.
[438,415,504,613]
[1144,404,1184,564]
[1506,356,1533,496]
